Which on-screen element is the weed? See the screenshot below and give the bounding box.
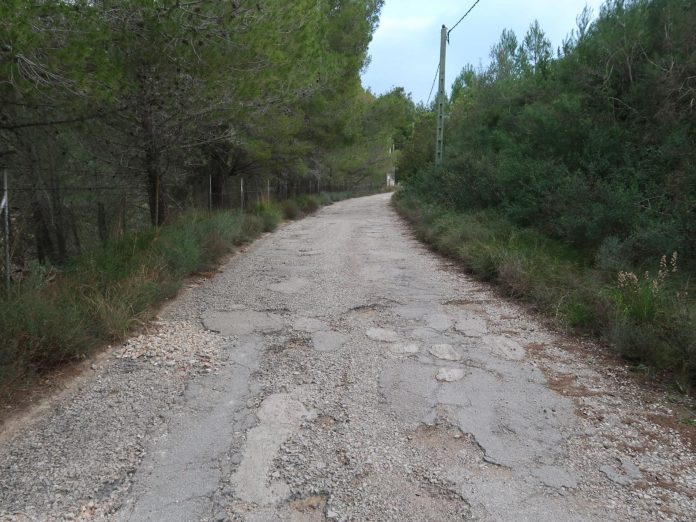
[281,200,300,220]
[254,201,283,232]
[296,195,320,214]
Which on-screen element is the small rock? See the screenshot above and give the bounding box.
[366,328,399,343]
[436,368,465,382]
[390,343,420,355]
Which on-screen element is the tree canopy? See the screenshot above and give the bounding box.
[400,0,696,268]
[0,0,414,267]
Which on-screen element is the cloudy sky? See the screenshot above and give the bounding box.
[361,0,606,103]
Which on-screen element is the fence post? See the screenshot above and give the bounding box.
[2,168,10,291]
[240,177,244,212]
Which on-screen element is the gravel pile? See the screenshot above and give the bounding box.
[113,320,227,373]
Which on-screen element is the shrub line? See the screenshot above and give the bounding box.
[393,190,695,389]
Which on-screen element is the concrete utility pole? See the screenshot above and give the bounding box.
[435,25,447,166]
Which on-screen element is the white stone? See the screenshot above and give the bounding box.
[366,328,399,343]
[390,343,420,355]
[436,368,466,382]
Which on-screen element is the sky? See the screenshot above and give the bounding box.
[361,0,606,104]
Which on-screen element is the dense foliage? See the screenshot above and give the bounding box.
[0,0,412,270]
[402,0,695,267]
[398,0,696,383]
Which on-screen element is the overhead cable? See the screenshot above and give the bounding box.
[448,0,482,37]
[426,63,440,105]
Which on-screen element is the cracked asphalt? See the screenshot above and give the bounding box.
[1,193,695,521]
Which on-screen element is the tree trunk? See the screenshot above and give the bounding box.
[69,209,81,255]
[141,106,166,226]
[97,201,108,244]
[146,163,166,226]
[31,200,54,264]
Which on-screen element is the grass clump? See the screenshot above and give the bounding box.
[296,194,320,214]
[279,191,349,221]
[254,201,283,232]
[281,199,301,220]
[317,192,332,205]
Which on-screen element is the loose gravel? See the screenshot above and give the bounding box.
[1,194,694,522]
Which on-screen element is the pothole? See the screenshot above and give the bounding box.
[267,335,311,354]
[288,494,328,514]
[202,310,283,336]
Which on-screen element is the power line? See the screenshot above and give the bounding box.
[426,63,440,106]
[448,0,482,37]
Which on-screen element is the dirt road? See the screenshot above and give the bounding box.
[1,194,694,521]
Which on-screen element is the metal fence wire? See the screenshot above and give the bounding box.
[0,169,359,284]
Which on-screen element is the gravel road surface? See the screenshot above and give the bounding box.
[1,193,694,521]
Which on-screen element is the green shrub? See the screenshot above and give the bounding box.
[254,201,283,232]
[281,199,301,220]
[296,195,320,214]
[156,227,201,279]
[240,214,264,242]
[317,192,332,205]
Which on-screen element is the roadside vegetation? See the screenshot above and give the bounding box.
[0,191,357,394]
[397,0,696,387]
[0,1,415,394]
[1,1,414,269]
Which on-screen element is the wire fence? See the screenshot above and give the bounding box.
[0,168,367,286]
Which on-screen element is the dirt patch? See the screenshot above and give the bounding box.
[410,423,468,453]
[315,414,338,429]
[268,335,311,354]
[545,372,606,398]
[442,299,487,312]
[646,412,696,451]
[525,342,547,352]
[289,494,327,513]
